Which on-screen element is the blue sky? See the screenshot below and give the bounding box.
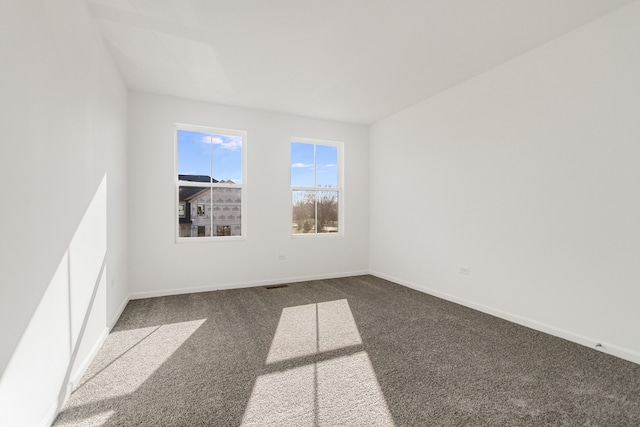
[177,130,242,183]
[178,134,337,187]
[291,142,338,187]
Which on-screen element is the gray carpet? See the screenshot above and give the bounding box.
[54,275,640,426]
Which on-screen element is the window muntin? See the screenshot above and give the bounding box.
[291,140,341,235]
[176,125,245,240]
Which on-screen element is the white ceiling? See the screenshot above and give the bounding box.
[87,0,634,124]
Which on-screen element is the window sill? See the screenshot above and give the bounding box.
[291,232,343,239]
[175,235,247,243]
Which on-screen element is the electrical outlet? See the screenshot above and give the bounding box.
[277,254,287,261]
[459,266,470,275]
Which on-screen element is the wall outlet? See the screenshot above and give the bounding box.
[277,254,287,261]
[459,266,470,275]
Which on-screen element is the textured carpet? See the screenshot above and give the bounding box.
[54,275,640,426]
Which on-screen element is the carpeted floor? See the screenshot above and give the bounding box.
[54,275,640,426]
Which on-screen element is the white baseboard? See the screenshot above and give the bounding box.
[40,327,111,427]
[67,327,110,390]
[45,294,131,427]
[68,292,132,392]
[109,294,131,328]
[129,270,370,300]
[39,401,59,427]
[369,271,640,366]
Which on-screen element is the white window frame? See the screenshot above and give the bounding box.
[290,137,344,238]
[175,123,247,242]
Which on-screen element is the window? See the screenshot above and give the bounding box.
[291,139,342,235]
[176,125,246,240]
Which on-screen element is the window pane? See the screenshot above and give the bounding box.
[177,130,211,180]
[211,133,243,184]
[292,191,316,234]
[178,186,212,238]
[317,191,338,233]
[213,187,242,236]
[291,142,315,187]
[315,145,338,188]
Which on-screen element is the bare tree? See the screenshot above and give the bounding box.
[293,193,314,232]
[292,192,337,232]
[317,192,338,232]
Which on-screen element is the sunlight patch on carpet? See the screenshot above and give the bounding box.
[317,299,363,353]
[66,319,206,407]
[246,300,393,426]
[242,352,394,426]
[317,352,394,426]
[266,299,362,364]
[266,303,318,363]
[54,409,114,427]
[241,364,315,426]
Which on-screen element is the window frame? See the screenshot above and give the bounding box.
[290,137,344,238]
[174,123,247,243]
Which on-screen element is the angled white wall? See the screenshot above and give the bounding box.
[128,92,369,297]
[370,1,640,363]
[0,0,129,425]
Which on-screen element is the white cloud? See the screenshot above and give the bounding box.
[200,134,242,151]
[292,163,312,168]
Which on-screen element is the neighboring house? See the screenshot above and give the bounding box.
[178,175,241,237]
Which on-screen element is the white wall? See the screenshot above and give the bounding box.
[0,0,129,425]
[370,1,640,364]
[128,92,369,297]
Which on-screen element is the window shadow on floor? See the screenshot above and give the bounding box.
[54,276,640,426]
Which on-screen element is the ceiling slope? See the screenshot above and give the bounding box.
[87,0,635,124]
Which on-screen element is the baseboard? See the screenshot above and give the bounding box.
[66,293,131,393]
[369,271,640,366]
[129,270,370,300]
[40,327,111,427]
[67,327,110,390]
[109,294,131,328]
[39,401,59,427]
[45,294,131,427]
